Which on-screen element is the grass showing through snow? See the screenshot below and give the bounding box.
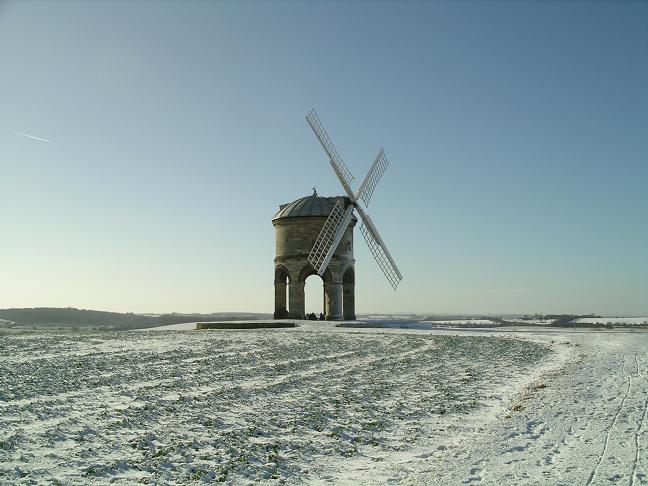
[0,329,550,484]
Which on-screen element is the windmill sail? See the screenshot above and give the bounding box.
[308,201,355,276]
[356,208,402,290]
[356,148,389,207]
[306,108,403,289]
[306,109,355,199]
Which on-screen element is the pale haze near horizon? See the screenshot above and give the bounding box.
[1,1,646,316]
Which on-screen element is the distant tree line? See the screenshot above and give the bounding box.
[0,308,272,330]
[544,314,603,326]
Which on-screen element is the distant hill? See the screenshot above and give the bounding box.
[0,308,272,330]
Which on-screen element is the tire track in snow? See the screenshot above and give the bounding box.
[631,354,647,486]
[585,353,632,486]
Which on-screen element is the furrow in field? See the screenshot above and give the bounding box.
[0,330,554,485]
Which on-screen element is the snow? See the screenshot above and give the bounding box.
[571,316,648,326]
[1,324,646,484]
[419,319,499,327]
[146,321,198,331]
[414,327,648,484]
[505,318,557,325]
[338,319,500,330]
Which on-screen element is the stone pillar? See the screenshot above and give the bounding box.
[274,282,287,319]
[343,281,355,320]
[288,281,305,319]
[323,284,329,319]
[325,281,344,320]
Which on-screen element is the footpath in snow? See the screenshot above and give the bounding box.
[412,328,648,485]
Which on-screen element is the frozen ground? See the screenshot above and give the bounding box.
[0,323,646,484]
[504,318,557,326]
[354,319,500,329]
[571,317,648,326]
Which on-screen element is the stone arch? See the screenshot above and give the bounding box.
[274,265,290,319]
[342,265,355,320]
[297,264,332,284]
[275,265,291,283]
[296,265,336,320]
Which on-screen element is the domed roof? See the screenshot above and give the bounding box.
[272,191,357,221]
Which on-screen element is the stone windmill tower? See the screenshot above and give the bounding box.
[272,190,356,320]
[273,109,403,321]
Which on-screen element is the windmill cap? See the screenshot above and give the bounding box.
[272,193,357,221]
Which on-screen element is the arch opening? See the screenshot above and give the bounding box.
[304,274,325,320]
[274,266,290,319]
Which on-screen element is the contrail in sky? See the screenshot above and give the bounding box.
[10,130,52,143]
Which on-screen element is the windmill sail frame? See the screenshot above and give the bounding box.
[308,201,355,276]
[306,108,403,289]
[356,148,389,207]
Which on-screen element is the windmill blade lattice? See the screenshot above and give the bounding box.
[306,108,403,290]
[308,201,354,276]
[306,109,355,197]
[356,148,389,207]
[360,223,403,290]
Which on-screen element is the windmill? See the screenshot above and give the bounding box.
[306,109,403,290]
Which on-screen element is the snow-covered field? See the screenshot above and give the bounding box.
[0,324,646,484]
[416,319,499,327]
[504,318,557,326]
[571,317,648,326]
[339,319,501,330]
[360,317,501,327]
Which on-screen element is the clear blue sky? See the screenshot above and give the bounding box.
[1,0,646,316]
